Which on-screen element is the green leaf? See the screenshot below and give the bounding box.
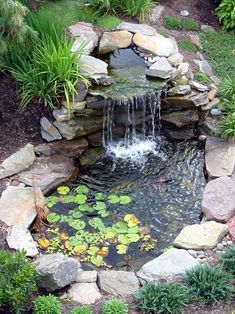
[119,195,132,204]
[89,217,104,229]
[85,233,101,244]
[79,204,93,212]
[74,194,87,205]
[91,255,103,267]
[46,196,59,208]
[68,220,86,230]
[116,244,128,254]
[57,186,70,195]
[93,201,106,211]
[72,211,83,219]
[108,194,120,204]
[47,213,61,223]
[95,192,105,200]
[112,221,128,234]
[69,237,83,247]
[75,185,89,194]
[118,233,140,244]
[87,246,99,256]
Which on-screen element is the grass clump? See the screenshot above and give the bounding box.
[102,299,128,314]
[0,250,38,314]
[194,72,212,84]
[135,282,188,314]
[221,245,235,275]
[181,17,199,31]
[184,264,234,304]
[163,16,181,29]
[70,305,93,314]
[178,39,197,53]
[33,295,62,314]
[163,16,198,31]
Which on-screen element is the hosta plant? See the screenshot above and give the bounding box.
[216,0,235,31]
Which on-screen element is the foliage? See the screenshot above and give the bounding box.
[70,305,93,314]
[163,16,198,31]
[181,17,199,31]
[33,295,62,314]
[102,299,128,314]
[135,282,188,314]
[178,39,197,53]
[220,245,235,275]
[163,16,181,29]
[216,0,235,31]
[194,72,212,84]
[0,250,38,314]
[184,264,234,303]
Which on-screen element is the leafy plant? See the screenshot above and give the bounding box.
[163,16,181,30]
[135,282,188,314]
[178,39,197,53]
[216,0,235,31]
[70,306,93,314]
[102,299,128,314]
[220,245,235,275]
[181,17,199,31]
[194,72,212,84]
[85,0,118,15]
[0,250,38,314]
[184,264,234,303]
[120,0,154,20]
[33,295,62,314]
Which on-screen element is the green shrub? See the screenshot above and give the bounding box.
[102,299,128,314]
[135,282,188,314]
[0,250,38,314]
[221,245,235,275]
[194,72,212,84]
[184,264,234,303]
[70,306,93,314]
[163,16,181,29]
[216,0,235,31]
[33,295,62,314]
[181,17,199,31]
[178,39,197,53]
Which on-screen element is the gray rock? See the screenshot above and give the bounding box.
[17,155,74,195]
[80,55,108,79]
[205,137,235,178]
[62,100,86,112]
[146,57,174,79]
[194,59,213,76]
[117,22,156,36]
[137,248,199,282]
[40,117,62,142]
[87,132,102,147]
[76,270,97,283]
[202,176,235,223]
[35,253,80,291]
[167,85,191,96]
[190,81,209,92]
[98,31,132,54]
[0,144,35,179]
[71,31,98,55]
[161,108,198,127]
[201,24,215,32]
[69,22,99,38]
[164,125,195,140]
[167,53,184,66]
[80,147,104,168]
[174,221,228,250]
[178,62,189,75]
[98,270,139,296]
[211,108,222,116]
[210,75,221,86]
[86,96,106,110]
[201,99,219,111]
[189,92,209,106]
[68,282,101,304]
[53,107,70,122]
[0,186,45,228]
[199,116,220,136]
[7,226,38,257]
[149,5,165,24]
[74,81,88,101]
[180,10,189,16]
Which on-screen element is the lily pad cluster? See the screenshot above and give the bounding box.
[37,185,155,267]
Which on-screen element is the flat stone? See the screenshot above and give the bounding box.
[134,33,178,57]
[40,117,62,142]
[201,24,215,32]
[201,98,220,111]
[178,62,189,75]
[53,107,70,122]
[210,75,221,86]
[34,138,89,158]
[190,81,209,92]
[117,22,156,36]
[189,34,201,48]
[76,271,97,283]
[208,88,218,100]
[137,248,199,282]
[80,55,108,79]
[98,270,139,296]
[162,93,196,109]
[146,57,174,78]
[68,283,101,304]
[35,253,80,291]
[164,125,195,140]
[71,31,98,55]
[99,31,132,54]
[0,186,45,228]
[189,92,209,106]
[205,137,235,178]
[62,101,86,112]
[17,155,74,195]
[0,144,35,179]
[167,85,191,96]
[174,221,228,250]
[149,5,165,24]
[69,22,98,37]
[167,53,184,66]
[7,226,38,257]
[199,116,220,136]
[161,108,198,127]
[194,59,213,76]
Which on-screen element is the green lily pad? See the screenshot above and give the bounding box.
[89,217,104,229]
[46,196,59,208]
[79,204,93,212]
[72,211,83,219]
[68,220,86,230]
[85,233,101,244]
[108,194,120,204]
[119,195,132,204]
[93,201,106,211]
[47,213,61,223]
[127,226,139,234]
[88,246,99,256]
[116,244,128,254]
[99,211,109,218]
[69,237,83,247]
[74,194,87,205]
[63,195,78,204]
[57,186,70,195]
[95,192,105,200]
[75,185,89,195]
[112,221,128,234]
[91,255,103,267]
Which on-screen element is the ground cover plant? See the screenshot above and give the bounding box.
[33,295,62,314]
[163,16,199,31]
[135,282,189,314]
[178,39,198,53]
[220,245,235,275]
[216,0,235,31]
[102,299,128,314]
[194,72,212,85]
[70,305,93,314]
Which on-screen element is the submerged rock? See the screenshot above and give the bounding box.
[146,57,174,78]
[99,31,133,54]
[137,248,199,282]
[117,22,156,36]
[68,282,101,304]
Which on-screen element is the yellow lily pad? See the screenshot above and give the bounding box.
[38,238,50,249]
[124,214,139,227]
[97,247,109,256]
[74,244,87,254]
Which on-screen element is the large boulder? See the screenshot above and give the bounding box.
[133,33,178,57]
[79,55,108,79]
[99,31,133,54]
[17,155,75,195]
[98,270,139,296]
[202,176,235,222]
[76,270,97,283]
[0,186,45,228]
[34,253,80,291]
[174,221,228,250]
[117,22,156,35]
[68,282,101,304]
[0,144,35,179]
[146,57,174,79]
[137,248,199,282]
[205,137,235,178]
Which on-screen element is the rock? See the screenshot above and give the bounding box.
[133,33,178,57]
[0,144,35,179]
[0,186,45,228]
[227,215,235,240]
[201,98,220,111]
[180,10,189,16]
[190,81,209,92]
[86,96,106,110]
[217,243,224,251]
[178,63,189,75]
[99,31,132,54]
[167,53,184,66]
[80,55,108,79]
[202,176,235,223]
[164,125,195,140]
[210,75,221,86]
[117,22,156,35]
[98,270,139,296]
[189,34,201,48]
[35,253,80,291]
[17,155,74,195]
[71,31,98,55]
[76,271,97,283]
[205,137,235,178]
[211,108,222,116]
[161,109,198,127]
[162,93,196,109]
[53,107,70,122]
[199,116,220,136]
[34,138,89,158]
[87,132,102,147]
[96,76,114,86]
[201,24,215,32]
[174,221,228,250]
[40,117,62,142]
[167,85,191,96]
[69,21,99,38]
[208,88,218,100]
[68,283,101,304]
[80,147,104,168]
[194,60,213,76]
[62,101,86,112]
[146,57,174,79]
[149,5,165,24]
[189,92,209,106]
[137,248,199,282]
[7,226,38,257]
[74,81,88,101]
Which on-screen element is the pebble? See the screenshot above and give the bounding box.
[217,243,224,251]
[180,10,189,17]
[210,108,222,116]
[199,135,207,141]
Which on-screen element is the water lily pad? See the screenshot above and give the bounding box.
[93,201,106,211]
[99,211,109,218]
[124,214,139,227]
[108,194,120,204]
[38,238,50,248]
[63,195,78,204]
[116,244,128,254]
[47,213,61,223]
[119,195,132,205]
[72,211,83,219]
[68,220,86,230]
[74,244,87,254]
[57,186,70,195]
[97,247,109,256]
[89,217,104,229]
[46,196,59,208]
[85,233,101,244]
[95,192,105,200]
[75,185,89,195]
[128,226,139,234]
[88,246,99,256]
[74,194,87,205]
[68,237,83,247]
[91,255,103,267]
[112,221,128,234]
